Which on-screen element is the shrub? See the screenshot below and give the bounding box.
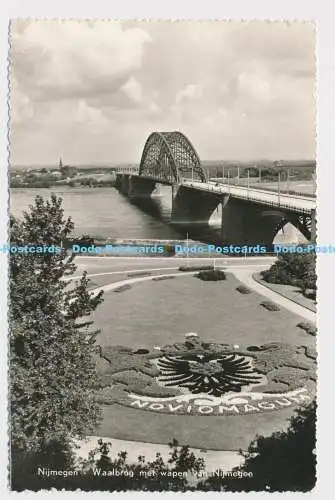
[261,253,316,292]
[152,275,175,281]
[133,348,150,354]
[179,265,214,272]
[195,269,226,281]
[127,271,152,277]
[198,402,316,492]
[297,321,317,336]
[303,288,316,300]
[114,284,131,293]
[236,285,251,294]
[260,300,280,311]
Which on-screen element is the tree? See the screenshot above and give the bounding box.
[10,195,104,461]
[198,401,316,492]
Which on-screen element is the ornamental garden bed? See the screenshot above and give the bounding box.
[94,336,316,450]
[179,265,214,272]
[236,285,251,294]
[195,269,226,281]
[260,300,280,312]
[297,321,317,336]
[152,276,175,281]
[113,284,132,293]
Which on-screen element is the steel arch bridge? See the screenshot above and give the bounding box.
[139,131,208,184]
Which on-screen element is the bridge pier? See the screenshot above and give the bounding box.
[128,176,156,198]
[115,174,156,198]
[171,186,222,225]
[121,174,130,195]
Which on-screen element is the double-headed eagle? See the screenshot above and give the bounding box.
[157,353,263,397]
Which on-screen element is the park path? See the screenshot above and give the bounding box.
[232,268,316,323]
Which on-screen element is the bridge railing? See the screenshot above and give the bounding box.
[185,182,314,213]
[115,166,139,174]
[209,178,316,198]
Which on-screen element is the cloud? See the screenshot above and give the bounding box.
[11,79,34,125]
[11,20,151,101]
[120,76,143,104]
[176,84,203,105]
[10,21,315,165]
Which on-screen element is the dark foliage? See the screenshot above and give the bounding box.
[261,253,316,297]
[179,265,214,272]
[297,321,317,336]
[236,285,251,294]
[10,195,104,479]
[198,401,316,492]
[195,269,226,281]
[260,300,280,311]
[12,439,205,492]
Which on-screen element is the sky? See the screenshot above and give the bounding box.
[10,20,316,166]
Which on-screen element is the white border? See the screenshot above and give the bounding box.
[1,1,333,499]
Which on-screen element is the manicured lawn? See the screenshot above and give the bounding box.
[92,273,315,350]
[97,402,303,451]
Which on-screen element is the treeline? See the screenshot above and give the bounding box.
[208,165,315,181]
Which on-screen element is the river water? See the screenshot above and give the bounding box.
[10,185,301,244]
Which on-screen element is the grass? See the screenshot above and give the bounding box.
[93,274,315,350]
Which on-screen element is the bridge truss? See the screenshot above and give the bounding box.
[139,131,208,184]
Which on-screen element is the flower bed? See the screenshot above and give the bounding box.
[114,284,132,293]
[152,276,175,281]
[297,321,317,336]
[260,300,280,312]
[195,269,226,281]
[179,265,214,272]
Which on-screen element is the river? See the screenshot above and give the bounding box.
[10,185,302,244]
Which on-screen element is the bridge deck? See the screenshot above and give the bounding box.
[181,180,316,214]
[116,171,315,214]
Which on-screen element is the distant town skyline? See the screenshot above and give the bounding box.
[10,20,316,166]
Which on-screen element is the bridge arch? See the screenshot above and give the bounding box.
[259,210,311,242]
[139,131,208,184]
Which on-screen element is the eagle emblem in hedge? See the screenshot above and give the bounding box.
[157,353,263,396]
[97,338,316,416]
